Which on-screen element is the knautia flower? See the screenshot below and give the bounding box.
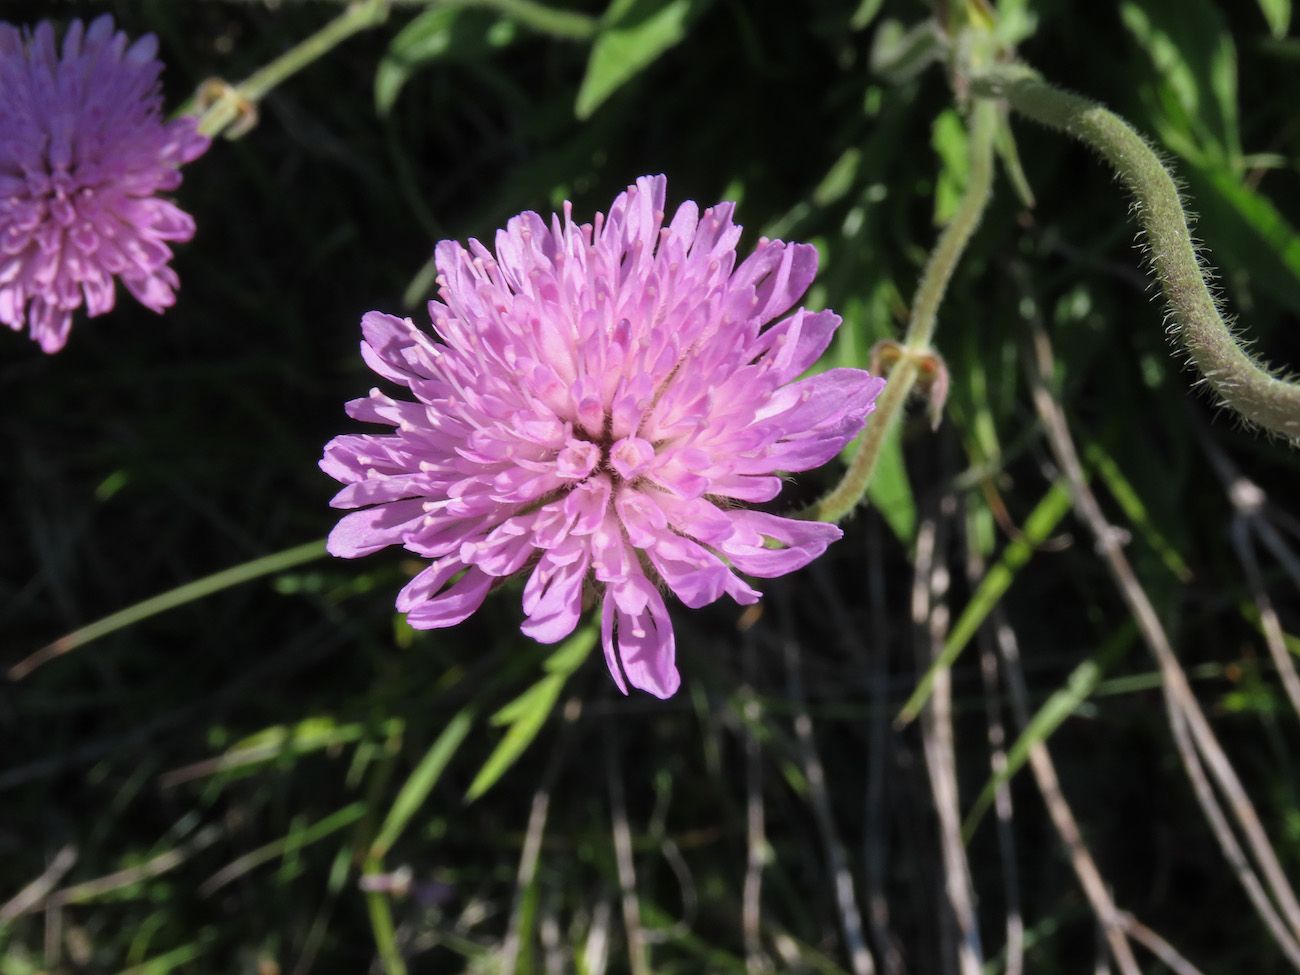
[0,15,209,353]
[322,176,885,698]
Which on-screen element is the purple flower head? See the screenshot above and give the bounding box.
[322,176,885,698]
[0,15,209,353]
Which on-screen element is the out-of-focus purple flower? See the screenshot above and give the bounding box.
[0,15,209,353]
[322,176,885,698]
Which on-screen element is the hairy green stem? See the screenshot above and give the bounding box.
[810,98,998,523]
[972,63,1300,441]
[190,0,392,138]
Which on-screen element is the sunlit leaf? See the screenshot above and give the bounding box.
[370,707,476,859]
[465,624,597,802]
[375,8,517,115]
[1120,0,1241,165]
[866,429,916,546]
[1258,0,1292,38]
[574,0,713,120]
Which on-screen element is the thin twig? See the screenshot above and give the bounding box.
[778,587,877,975]
[1198,435,1300,719]
[914,500,982,975]
[581,896,613,975]
[541,891,564,975]
[13,826,224,917]
[1162,681,1300,964]
[500,698,582,975]
[864,519,904,975]
[605,726,649,975]
[966,513,1024,975]
[1234,520,1300,720]
[1023,317,1300,959]
[1117,912,1208,975]
[992,615,1142,975]
[0,846,76,924]
[742,635,770,973]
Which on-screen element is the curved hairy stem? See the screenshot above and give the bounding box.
[971,63,1300,441]
[810,98,998,523]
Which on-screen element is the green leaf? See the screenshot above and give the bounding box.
[995,0,1039,47]
[865,427,916,545]
[811,147,862,208]
[1258,0,1292,38]
[849,0,885,31]
[376,8,459,115]
[962,626,1135,840]
[1184,161,1300,320]
[464,624,597,802]
[993,111,1036,209]
[931,108,970,225]
[1084,441,1191,583]
[897,478,1075,727]
[370,707,476,859]
[574,0,713,120]
[1119,0,1241,165]
[375,8,517,115]
[869,18,944,85]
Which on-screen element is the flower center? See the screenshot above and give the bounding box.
[558,421,657,487]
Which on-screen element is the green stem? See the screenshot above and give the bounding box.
[972,63,1300,441]
[190,0,392,138]
[363,856,410,975]
[9,538,329,680]
[197,0,595,39]
[810,98,998,523]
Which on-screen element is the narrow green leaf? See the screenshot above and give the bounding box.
[993,111,1036,209]
[1190,161,1300,318]
[865,427,916,545]
[375,8,459,115]
[574,0,712,120]
[375,8,518,115]
[1258,0,1292,39]
[812,148,862,208]
[849,0,885,31]
[200,803,368,895]
[896,478,1074,727]
[363,856,409,975]
[466,675,562,803]
[962,627,1134,841]
[11,539,329,680]
[119,941,209,975]
[465,624,597,801]
[1120,0,1241,164]
[931,108,970,225]
[370,707,476,859]
[1084,441,1191,582]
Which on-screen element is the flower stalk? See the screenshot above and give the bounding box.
[971,63,1300,441]
[188,0,392,139]
[810,97,999,524]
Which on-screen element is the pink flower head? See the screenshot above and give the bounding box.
[0,15,209,353]
[322,176,885,698]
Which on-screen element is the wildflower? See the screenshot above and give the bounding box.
[322,176,885,698]
[0,15,209,353]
